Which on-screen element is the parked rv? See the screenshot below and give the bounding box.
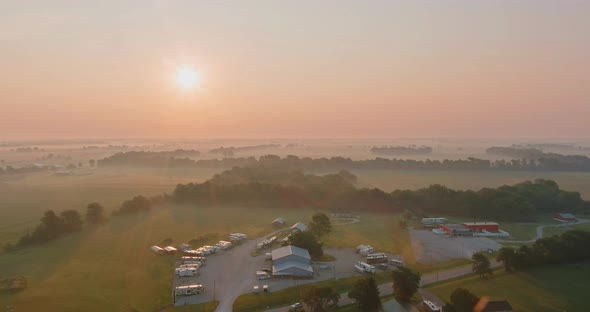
[174,284,204,296]
[354,261,376,274]
[175,268,198,277]
[366,252,388,264]
[150,245,164,254]
[390,259,405,267]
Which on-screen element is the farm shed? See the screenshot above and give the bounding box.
[271,245,313,278]
[463,222,499,232]
[553,213,577,222]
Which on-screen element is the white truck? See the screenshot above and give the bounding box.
[174,284,204,296]
[354,261,376,274]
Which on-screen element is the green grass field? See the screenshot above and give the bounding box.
[0,204,318,312]
[2,168,590,311]
[426,265,590,311]
[324,213,415,263]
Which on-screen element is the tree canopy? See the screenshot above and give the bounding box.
[302,286,340,312]
[286,231,323,260]
[472,252,493,278]
[392,267,421,302]
[347,277,381,311]
[309,212,332,239]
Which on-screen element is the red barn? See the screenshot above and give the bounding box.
[553,213,577,222]
[463,222,499,233]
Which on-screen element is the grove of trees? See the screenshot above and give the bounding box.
[471,252,493,278]
[347,277,382,311]
[392,266,421,302]
[302,286,340,312]
[496,230,590,271]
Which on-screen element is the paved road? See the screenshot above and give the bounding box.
[498,218,589,243]
[268,260,502,312]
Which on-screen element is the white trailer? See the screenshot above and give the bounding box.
[175,284,204,296]
[150,245,164,254]
[366,253,388,264]
[181,256,206,263]
[354,261,376,274]
[175,267,198,276]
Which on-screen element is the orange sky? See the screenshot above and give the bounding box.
[1,1,589,140]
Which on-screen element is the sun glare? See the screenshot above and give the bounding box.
[176,67,200,89]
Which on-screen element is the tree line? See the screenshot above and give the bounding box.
[96,152,590,172]
[109,166,588,221]
[496,230,590,272]
[4,203,105,252]
[370,145,433,156]
[487,146,590,171]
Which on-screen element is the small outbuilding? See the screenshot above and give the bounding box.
[272,217,286,227]
[290,222,308,234]
[553,213,577,222]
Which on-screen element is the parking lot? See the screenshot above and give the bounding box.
[173,241,401,310]
[409,229,502,264]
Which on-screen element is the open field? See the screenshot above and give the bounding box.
[426,265,590,312]
[351,169,590,198]
[323,213,414,263]
[542,221,590,237]
[0,168,220,245]
[0,205,317,312]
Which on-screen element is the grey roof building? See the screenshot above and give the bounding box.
[271,245,313,278]
[290,222,308,234]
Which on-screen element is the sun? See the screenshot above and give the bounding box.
[176,66,200,89]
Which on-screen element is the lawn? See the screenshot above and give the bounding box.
[233,271,393,312]
[0,167,221,246]
[426,265,590,311]
[323,213,415,263]
[0,205,315,312]
[543,221,590,238]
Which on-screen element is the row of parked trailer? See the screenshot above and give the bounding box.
[173,233,246,299]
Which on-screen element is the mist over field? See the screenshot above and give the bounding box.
[2,1,590,311]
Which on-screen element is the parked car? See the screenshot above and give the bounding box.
[290,302,303,308]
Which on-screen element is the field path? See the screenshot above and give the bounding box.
[498,218,589,243]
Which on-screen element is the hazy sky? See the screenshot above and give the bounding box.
[1,1,589,140]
